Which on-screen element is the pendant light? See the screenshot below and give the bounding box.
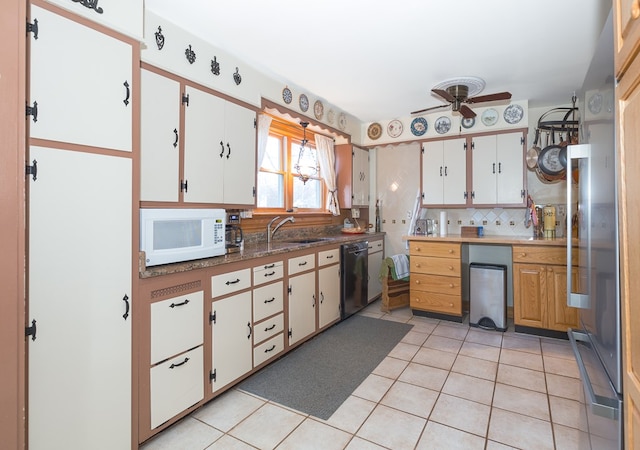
[294,121,318,184]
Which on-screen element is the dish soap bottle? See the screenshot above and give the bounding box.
[375,200,381,232]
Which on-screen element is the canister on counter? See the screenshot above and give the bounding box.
[543,205,556,238]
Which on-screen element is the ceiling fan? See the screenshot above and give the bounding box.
[411,84,512,119]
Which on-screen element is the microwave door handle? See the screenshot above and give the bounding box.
[567,144,590,309]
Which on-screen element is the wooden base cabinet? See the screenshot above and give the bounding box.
[512,246,579,332]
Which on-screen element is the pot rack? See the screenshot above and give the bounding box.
[536,95,579,137]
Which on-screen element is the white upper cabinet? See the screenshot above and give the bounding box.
[140,69,181,201]
[43,0,143,39]
[472,131,525,205]
[421,138,467,206]
[29,5,132,152]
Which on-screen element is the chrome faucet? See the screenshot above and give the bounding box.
[267,216,295,243]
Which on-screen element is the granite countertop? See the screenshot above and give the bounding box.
[140,232,385,278]
[403,234,573,246]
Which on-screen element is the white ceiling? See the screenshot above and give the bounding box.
[145,0,611,124]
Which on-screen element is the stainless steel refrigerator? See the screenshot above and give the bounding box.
[567,9,623,449]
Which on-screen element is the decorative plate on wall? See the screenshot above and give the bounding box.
[434,116,451,134]
[282,86,293,104]
[481,108,499,126]
[299,94,309,112]
[387,119,403,138]
[410,117,428,136]
[338,113,347,130]
[461,117,475,129]
[503,104,524,124]
[367,123,383,140]
[314,100,324,120]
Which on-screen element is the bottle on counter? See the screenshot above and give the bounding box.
[375,200,381,232]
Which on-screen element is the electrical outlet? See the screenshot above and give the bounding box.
[351,208,360,218]
[557,205,567,216]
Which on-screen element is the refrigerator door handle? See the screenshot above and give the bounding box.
[567,144,590,309]
[568,329,620,420]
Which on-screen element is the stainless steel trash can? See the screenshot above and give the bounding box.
[469,263,507,332]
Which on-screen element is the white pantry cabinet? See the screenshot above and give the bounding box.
[140,68,181,202]
[421,138,467,206]
[43,0,143,39]
[28,146,132,450]
[471,131,526,205]
[29,5,133,152]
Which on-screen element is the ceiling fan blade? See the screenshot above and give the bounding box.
[459,105,476,119]
[467,91,512,104]
[432,88,456,103]
[410,104,449,115]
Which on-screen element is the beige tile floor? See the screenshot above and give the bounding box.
[141,301,590,450]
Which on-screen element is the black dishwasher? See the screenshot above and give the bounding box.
[340,241,369,319]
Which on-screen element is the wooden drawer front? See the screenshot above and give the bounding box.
[254,313,284,344]
[288,253,315,275]
[512,245,577,266]
[410,290,462,315]
[253,281,284,323]
[410,241,460,258]
[211,268,251,298]
[411,273,461,295]
[151,291,203,365]
[411,255,461,277]
[253,261,284,287]
[368,239,384,254]
[254,334,284,367]
[150,346,203,429]
[318,248,340,267]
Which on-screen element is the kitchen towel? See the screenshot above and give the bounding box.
[391,254,410,279]
[440,211,448,236]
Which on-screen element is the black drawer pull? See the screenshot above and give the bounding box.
[264,271,276,277]
[264,297,275,304]
[226,278,241,285]
[298,261,308,266]
[264,263,276,269]
[264,345,276,353]
[169,299,190,308]
[265,323,276,331]
[169,357,189,369]
[325,255,334,259]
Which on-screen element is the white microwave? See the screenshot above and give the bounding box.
[140,208,226,266]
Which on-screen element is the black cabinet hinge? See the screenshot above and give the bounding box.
[26,159,37,181]
[180,179,188,193]
[26,101,38,123]
[288,328,292,338]
[521,189,526,198]
[25,319,37,341]
[26,19,38,39]
[210,310,216,324]
[521,136,525,145]
[471,141,475,150]
[254,118,257,128]
[421,146,424,154]
[253,186,256,198]
[287,285,292,295]
[464,191,468,199]
[181,93,189,106]
[464,142,468,150]
[210,369,216,382]
[421,192,425,199]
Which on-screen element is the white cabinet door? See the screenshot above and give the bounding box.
[183,85,225,203]
[422,138,466,205]
[288,271,316,346]
[44,0,143,39]
[140,69,181,201]
[29,5,132,152]
[368,246,384,303]
[222,101,256,205]
[28,146,131,450]
[496,132,525,204]
[318,265,341,328]
[352,146,369,206]
[471,134,498,205]
[211,292,252,392]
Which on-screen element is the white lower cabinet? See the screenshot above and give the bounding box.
[254,334,285,367]
[211,292,253,393]
[318,248,341,329]
[288,270,317,346]
[150,346,204,429]
[368,239,384,303]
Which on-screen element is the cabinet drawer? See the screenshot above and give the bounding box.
[410,241,460,258]
[254,334,284,367]
[253,281,284,323]
[411,273,461,295]
[211,268,251,298]
[318,248,340,267]
[151,291,203,365]
[411,255,461,277]
[254,313,284,344]
[410,290,462,315]
[150,346,203,429]
[512,245,576,265]
[288,253,315,275]
[253,261,283,287]
[368,239,384,254]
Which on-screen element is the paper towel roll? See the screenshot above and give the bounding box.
[439,211,447,236]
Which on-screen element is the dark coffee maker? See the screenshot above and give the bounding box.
[225,224,243,253]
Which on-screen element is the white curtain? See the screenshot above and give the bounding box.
[315,134,340,215]
[256,113,273,167]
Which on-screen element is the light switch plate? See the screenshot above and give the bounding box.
[351,208,360,218]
